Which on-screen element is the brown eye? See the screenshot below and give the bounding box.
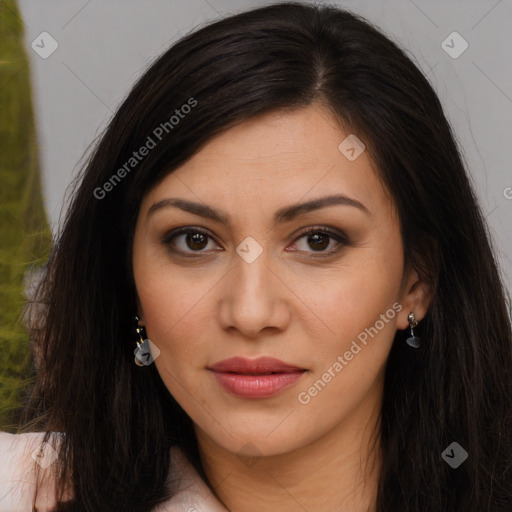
[186,232,208,250]
[291,226,347,255]
[162,228,220,256]
[306,233,330,251]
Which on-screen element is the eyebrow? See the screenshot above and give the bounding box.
[147,194,370,225]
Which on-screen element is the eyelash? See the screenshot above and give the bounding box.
[162,225,348,258]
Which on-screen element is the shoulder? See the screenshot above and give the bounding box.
[0,433,227,512]
[0,431,63,512]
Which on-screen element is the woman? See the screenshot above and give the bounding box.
[1,2,511,511]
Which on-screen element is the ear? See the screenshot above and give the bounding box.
[396,265,433,331]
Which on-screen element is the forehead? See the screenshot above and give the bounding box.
[140,104,394,223]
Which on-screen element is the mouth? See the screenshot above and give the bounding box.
[208,356,307,399]
[221,371,298,375]
[208,356,306,374]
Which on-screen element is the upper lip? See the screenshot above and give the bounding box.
[208,356,305,374]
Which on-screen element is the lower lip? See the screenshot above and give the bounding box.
[209,370,306,399]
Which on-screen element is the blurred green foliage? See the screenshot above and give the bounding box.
[0,0,52,431]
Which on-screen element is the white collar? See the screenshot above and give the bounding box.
[155,444,229,512]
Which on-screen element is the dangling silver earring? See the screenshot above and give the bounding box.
[134,315,146,366]
[406,312,421,348]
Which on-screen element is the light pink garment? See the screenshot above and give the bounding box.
[0,432,228,512]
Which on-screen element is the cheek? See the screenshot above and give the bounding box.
[136,271,210,350]
[133,258,224,395]
[294,253,402,424]
[135,272,213,407]
[303,241,403,355]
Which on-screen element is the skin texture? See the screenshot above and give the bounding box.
[132,103,432,511]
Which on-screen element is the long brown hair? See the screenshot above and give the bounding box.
[23,2,512,510]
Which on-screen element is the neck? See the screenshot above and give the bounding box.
[194,394,382,512]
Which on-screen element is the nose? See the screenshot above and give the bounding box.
[217,246,291,339]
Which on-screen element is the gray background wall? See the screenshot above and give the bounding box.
[17,0,512,290]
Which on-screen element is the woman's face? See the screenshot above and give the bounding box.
[132,104,430,459]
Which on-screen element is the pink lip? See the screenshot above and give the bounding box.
[208,357,306,399]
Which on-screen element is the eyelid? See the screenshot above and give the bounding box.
[291,224,348,243]
[161,226,214,244]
